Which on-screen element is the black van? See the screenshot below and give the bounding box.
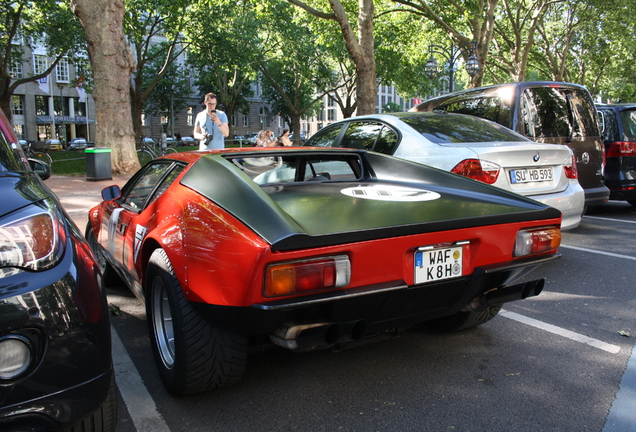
[595,103,636,205]
[412,82,609,208]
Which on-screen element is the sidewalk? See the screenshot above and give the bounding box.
[47,174,131,229]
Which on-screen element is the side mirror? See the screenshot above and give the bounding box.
[28,158,52,180]
[101,185,121,201]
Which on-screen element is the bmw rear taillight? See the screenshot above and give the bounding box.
[606,141,636,157]
[451,159,501,184]
[265,255,351,297]
[0,202,66,273]
[563,154,578,179]
[514,227,561,257]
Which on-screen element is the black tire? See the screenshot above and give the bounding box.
[85,222,121,287]
[424,305,501,332]
[61,374,117,432]
[145,249,248,395]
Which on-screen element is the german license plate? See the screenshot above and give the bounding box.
[414,246,463,284]
[510,167,553,183]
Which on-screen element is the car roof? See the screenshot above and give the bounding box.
[596,103,636,111]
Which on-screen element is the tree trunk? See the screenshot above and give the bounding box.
[330,0,376,115]
[70,0,139,175]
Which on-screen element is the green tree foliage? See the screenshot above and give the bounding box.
[389,0,499,89]
[257,0,334,137]
[186,0,261,136]
[0,0,85,120]
[287,0,377,115]
[125,0,192,141]
[142,44,191,136]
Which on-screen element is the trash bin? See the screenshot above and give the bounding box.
[85,148,112,181]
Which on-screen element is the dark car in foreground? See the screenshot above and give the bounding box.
[0,108,116,432]
[87,147,562,396]
[412,81,609,209]
[596,103,636,205]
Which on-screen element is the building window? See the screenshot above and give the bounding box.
[33,55,48,75]
[232,112,237,127]
[141,113,147,126]
[186,107,193,126]
[327,108,336,121]
[11,95,24,116]
[73,98,85,116]
[328,96,335,107]
[56,58,69,82]
[13,124,24,139]
[10,61,23,78]
[35,95,49,115]
[243,116,249,127]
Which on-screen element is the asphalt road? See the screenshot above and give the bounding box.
[50,176,635,432]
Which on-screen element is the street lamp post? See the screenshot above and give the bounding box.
[424,41,481,93]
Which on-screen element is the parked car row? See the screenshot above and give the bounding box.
[410,81,609,210]
[0,79,630,426]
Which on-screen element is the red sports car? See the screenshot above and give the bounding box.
[87,148,562,395]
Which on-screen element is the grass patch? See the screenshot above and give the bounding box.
[46,142,248,176]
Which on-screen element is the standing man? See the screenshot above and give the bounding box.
[193,93,229,150]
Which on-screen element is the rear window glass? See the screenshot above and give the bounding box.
[620,109,636,141]
[599,109,620,142]
[439,95,509,124]
[521,87,599,139]
[305,124,344,147]
[340,122,398,154]
[400,114,527,144]
[228,154,362,184]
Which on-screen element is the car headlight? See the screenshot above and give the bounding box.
[0,201,66,273]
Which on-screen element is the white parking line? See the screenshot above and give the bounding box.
[560,244,636,261]
[584,215,636,225]
[500,310,621,354]
[111,326,171,432]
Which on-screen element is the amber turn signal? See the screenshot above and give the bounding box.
[265,255,350,297]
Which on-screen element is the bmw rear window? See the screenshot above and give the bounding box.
[400,114,528,144]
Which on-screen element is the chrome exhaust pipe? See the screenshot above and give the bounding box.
[484,279,545,306]
[270,323,343,352]
[339,320,369,343]
[465,279,545,311]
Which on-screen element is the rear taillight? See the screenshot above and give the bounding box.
[606,142,636,157]
[265,255,350,297]
[451,159,501,184]
[514,227,561,257]
[563,154,578,179]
